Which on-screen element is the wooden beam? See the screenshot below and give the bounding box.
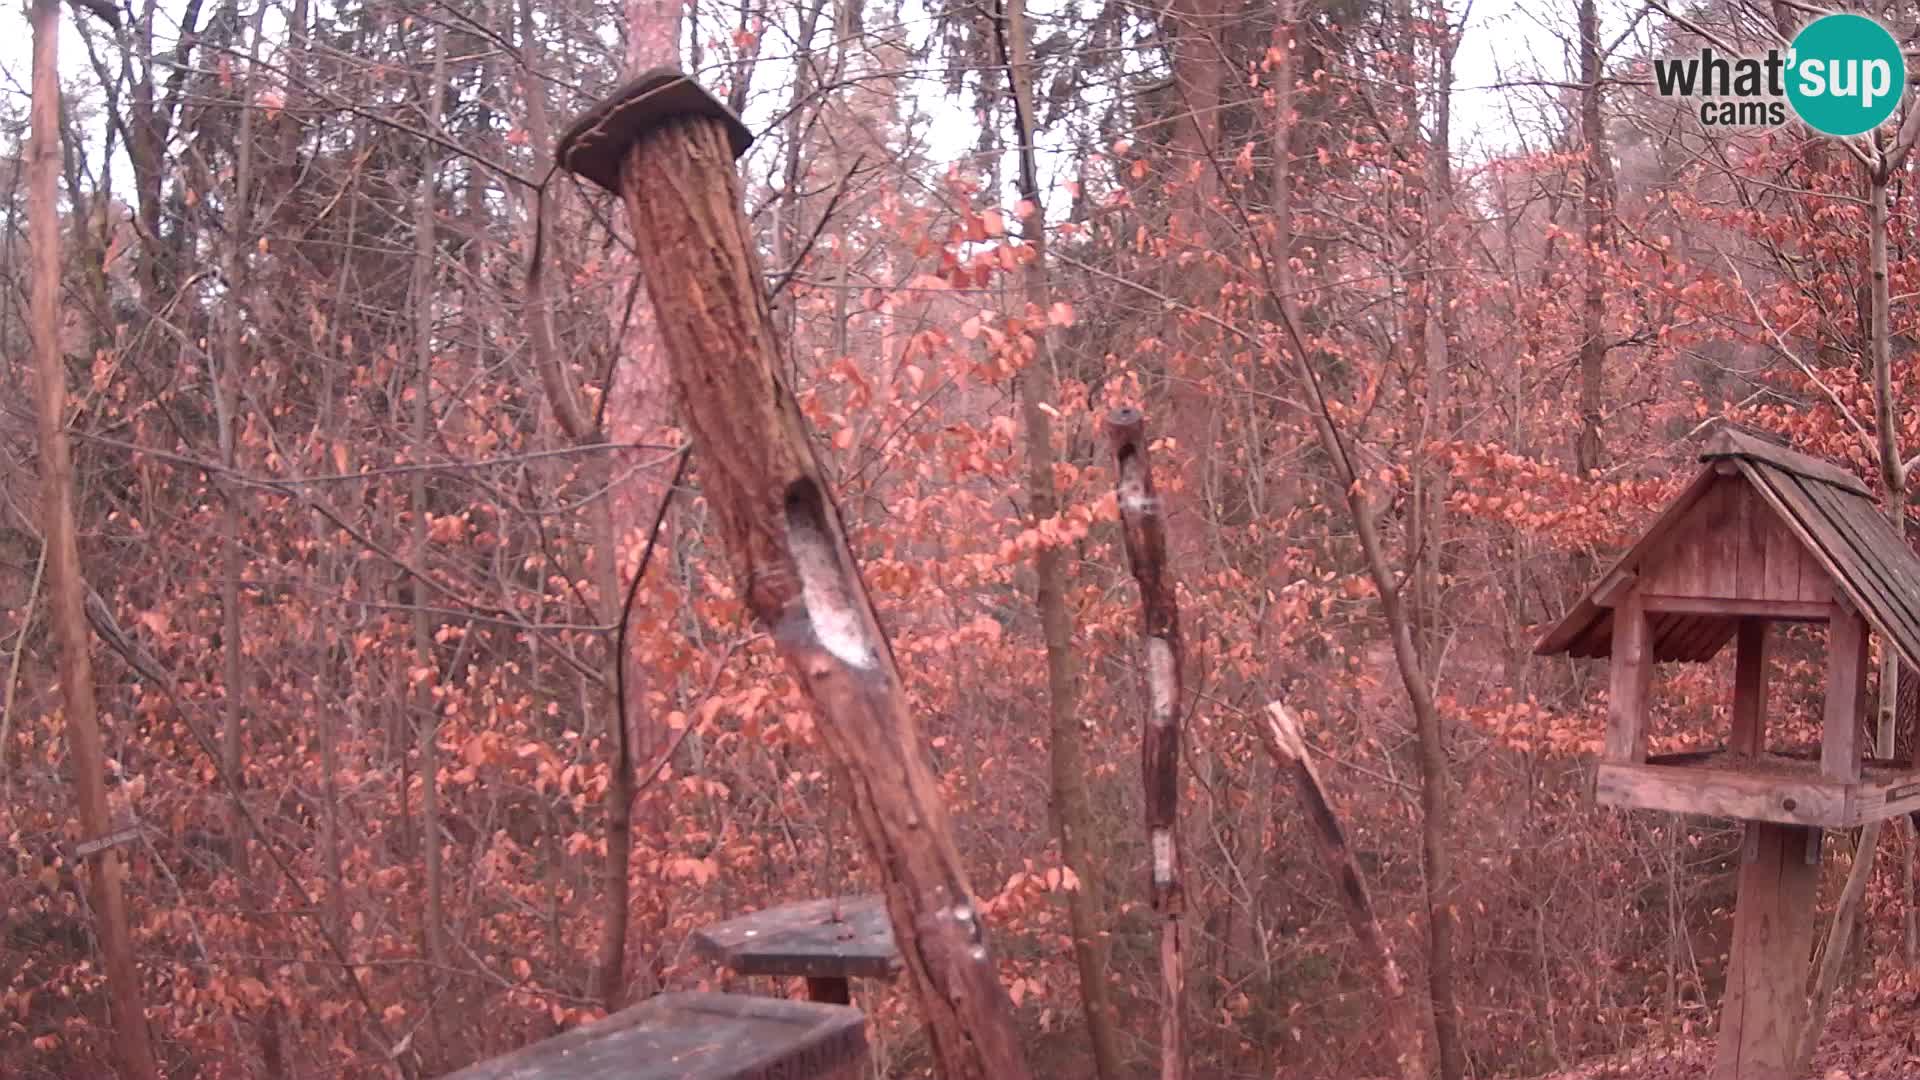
[1593,568,1638,608]
[1713,823,1821,1080]
[1638,596,1833,620]
[1595,762,1847,827]
[1606,591,1653,764]
[1824,603,1868,784]
[1732,619,1767,758]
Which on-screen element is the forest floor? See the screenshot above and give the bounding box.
[1539,970,1920,1079]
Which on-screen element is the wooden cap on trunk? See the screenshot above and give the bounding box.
[555,69,753,193]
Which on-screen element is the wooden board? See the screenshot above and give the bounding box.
[1596,761,1846,826]
[1595,753,1920,826]
[1713,822,1821,1080]
[442,992,868,1080]
[1638,479,1827,606]
[692,896,901,981]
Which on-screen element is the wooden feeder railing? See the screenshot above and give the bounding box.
[554,70,1030,1080]
[443,992,867,1080]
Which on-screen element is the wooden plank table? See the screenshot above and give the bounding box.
[692,895,901,1004]
[441,992,867,1079]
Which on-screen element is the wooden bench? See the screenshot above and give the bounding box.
[442,992,867,1079]
[692,895,901,1005]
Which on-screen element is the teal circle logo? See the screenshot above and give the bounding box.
[1787,14,1906,136]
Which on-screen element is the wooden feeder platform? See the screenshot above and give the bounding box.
[441,991,867,1080]
[693,895,900,1005]
[1597,749,1920,828]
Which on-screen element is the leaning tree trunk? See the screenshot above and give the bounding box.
[28,2,160,1076]
[555,76,1033,1080]
[1258,704,1429,1080]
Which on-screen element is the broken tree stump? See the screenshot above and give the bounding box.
[694,895,901,1005]
[554,69,1031,1080]
[442,992,867,1080]
[1105,409,1187,1080]
[1258,704,1430,1080]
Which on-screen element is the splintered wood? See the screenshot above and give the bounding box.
[1257,704,1430,1080]
[558,73,1030,1080]
[1105,409,1187,1080]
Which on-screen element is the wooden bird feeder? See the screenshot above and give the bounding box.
[693,895,901,1005]
[442,992,868,1079]
[1536,428,1920,1079]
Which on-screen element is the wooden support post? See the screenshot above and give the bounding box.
[554,72,1030,1080]
[1714,822,1821,1080]
[1731,619,1767,758]
[1606,591,1653,764]
[1824,603,1868,783]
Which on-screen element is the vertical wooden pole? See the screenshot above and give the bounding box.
[1823,605,1868,782]
[1106,409,1187,1080]
[555,74,1031,1080]
[1731,619,1767,758]
[1714,822,1820,1080]
[1606,591,1652,763]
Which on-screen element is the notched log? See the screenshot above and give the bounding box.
[783,479,881,672]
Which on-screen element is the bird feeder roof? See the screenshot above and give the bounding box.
[1535,428,1920,671]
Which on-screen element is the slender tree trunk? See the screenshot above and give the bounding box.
[993,4,1123,1075]
[1798,148,1911,1071]
[410,29,449,1044]
[1263,276,1463,1080]
[216,0,265,885]
[1574,0,1612,477]
[29,3,161,1076]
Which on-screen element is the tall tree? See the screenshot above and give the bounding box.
[994,1,1124,1074]
[28,1,160,1076]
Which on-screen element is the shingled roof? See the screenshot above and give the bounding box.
[1535,429,1920,671]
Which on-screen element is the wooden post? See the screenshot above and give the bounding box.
[1731,619,1767,758]
[1823,603,1868,783]
[555,71,1030,1080]
[1106,409,1187,1079]
[1606,590,1653,763]
[1714,822,1821,1080]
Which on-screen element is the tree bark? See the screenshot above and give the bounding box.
[410,28,449,1045]
[1106,410,1188,1080]
[993,4,1123,1075]
[28,2,161,1075]
[215,0,266,887]
[1257,704,1429,1080]
[578,98,1034,1080]
[1574,0,1613,478]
